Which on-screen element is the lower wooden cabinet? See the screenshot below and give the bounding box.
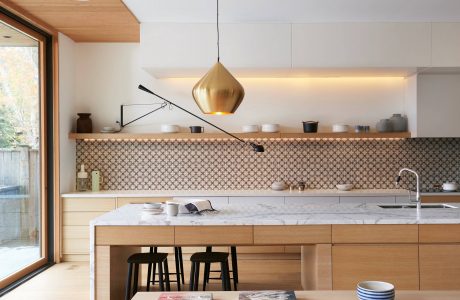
[332,245,419,290]
[420,244,460,290]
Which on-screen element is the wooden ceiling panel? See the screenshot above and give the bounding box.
[3,0,139,42]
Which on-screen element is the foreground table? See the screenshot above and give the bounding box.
[132,291,460,300]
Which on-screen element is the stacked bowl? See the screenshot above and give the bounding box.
[357,281,395,300]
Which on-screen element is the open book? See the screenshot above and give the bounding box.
[239,291,296,300]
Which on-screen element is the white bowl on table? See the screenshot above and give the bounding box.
[357,281,395,300]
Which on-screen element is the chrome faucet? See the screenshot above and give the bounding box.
[396,168,421,209]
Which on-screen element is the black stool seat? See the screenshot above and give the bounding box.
[125,252,170,300]
[189,251,231,291]
[190,252,229,263]
[127,252,167,264]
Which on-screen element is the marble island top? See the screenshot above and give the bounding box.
[64,188,412,198]
[91,202,460,226]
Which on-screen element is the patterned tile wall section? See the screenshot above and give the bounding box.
[76,138,460,191]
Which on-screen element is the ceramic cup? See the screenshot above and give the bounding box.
[261,124,280,133]
[332,124,349,133]
[190,126,204,133]
[166,202,179,216]
[161,124,180,133]
[242,125,259,133]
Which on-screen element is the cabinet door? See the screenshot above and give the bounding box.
[228,196,284,205]
[285,197,339,205]
[421,195,460,203]
[339,196,395,204]
[292,23,431,67]
[432,23,460,67]
[420,245,460,290]
[417,74,460,137]
[332,245,419,290]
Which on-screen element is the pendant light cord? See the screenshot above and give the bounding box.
[217,0,220,62]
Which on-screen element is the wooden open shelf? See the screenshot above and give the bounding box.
[69,131,411,140]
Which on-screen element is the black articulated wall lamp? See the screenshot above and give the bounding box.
[137,84,264,153]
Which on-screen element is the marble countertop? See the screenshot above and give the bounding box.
[90,202,460,226]
[63,189,413,198]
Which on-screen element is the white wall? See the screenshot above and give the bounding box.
[58,33,76,193]
[74,43,407,133]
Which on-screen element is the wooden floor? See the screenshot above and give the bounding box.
[2,255,301,299]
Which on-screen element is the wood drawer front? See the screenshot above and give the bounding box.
[63,197,116,212]
[63,238,89,254]
[332,225,418,244]
[95,226,175,246]
[236,246,285,254]
[422,195,460,203]
[63,212,106,226]
[419,224,460,243]
[63,226,89,239]
[117,197,172,207]
[420,244,460,290]
[62,254,89,262]
[332,245,419,290]
[175,226,253,246]
[254,225,331,245]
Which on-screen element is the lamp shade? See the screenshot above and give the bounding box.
[192,62,245,114]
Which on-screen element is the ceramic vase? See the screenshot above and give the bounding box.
[390,114,407,132]
[376,119,392,132]
[76,113,93,133]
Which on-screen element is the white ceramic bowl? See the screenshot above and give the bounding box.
[161,124,180,133]
[261,124,280,133]
[271,181,287,191]
[357,281,395,293]
[336,183,353,191]
[242,125,259,133]
[443,182,459,191]
[143,202,162,209]
[102,126,115,131]
[332,124,349,133]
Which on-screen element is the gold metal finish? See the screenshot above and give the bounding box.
[192,62,245,114]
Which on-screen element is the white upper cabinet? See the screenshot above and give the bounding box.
[292,23,431,68]
[415,74,460,137]
[141,23,291,78]
[432,23,460,67]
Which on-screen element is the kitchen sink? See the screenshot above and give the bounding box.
[379,204,458,209]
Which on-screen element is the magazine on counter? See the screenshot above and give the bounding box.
[157,292,212,300]
[239,290,296,300]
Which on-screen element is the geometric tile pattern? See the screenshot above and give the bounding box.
[76,138,460,191]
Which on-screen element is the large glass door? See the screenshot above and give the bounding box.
[0,13,48,288]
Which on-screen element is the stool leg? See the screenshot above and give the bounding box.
[164,259,171,291]
[189,262,196,291]
[204,246,212,284]
[174,247,181,290]
[193,262,200,291]
[231,246,238,290]
[125,263,133,300]
[147,247,153,290]
[220,262,227,291]
[133,263,139,294]
[178,247,184,284]
[158,262,165,291]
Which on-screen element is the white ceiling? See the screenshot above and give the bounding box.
[123,0,460,23]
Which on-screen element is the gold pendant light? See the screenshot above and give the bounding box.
[192,0,245,115]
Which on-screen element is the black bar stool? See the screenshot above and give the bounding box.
[125,252,170,300]
[204,246,239,290]
[147,247,184,291]
[189,251,231,291]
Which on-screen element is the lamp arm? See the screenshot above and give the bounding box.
[138,84,253,147]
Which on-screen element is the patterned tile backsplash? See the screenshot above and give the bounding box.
[76,138,460,191]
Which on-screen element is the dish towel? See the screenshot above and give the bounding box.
[177,199,217,214]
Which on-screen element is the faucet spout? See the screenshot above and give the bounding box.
[397,168,421,208]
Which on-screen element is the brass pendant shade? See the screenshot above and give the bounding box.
[192,62,245,115]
